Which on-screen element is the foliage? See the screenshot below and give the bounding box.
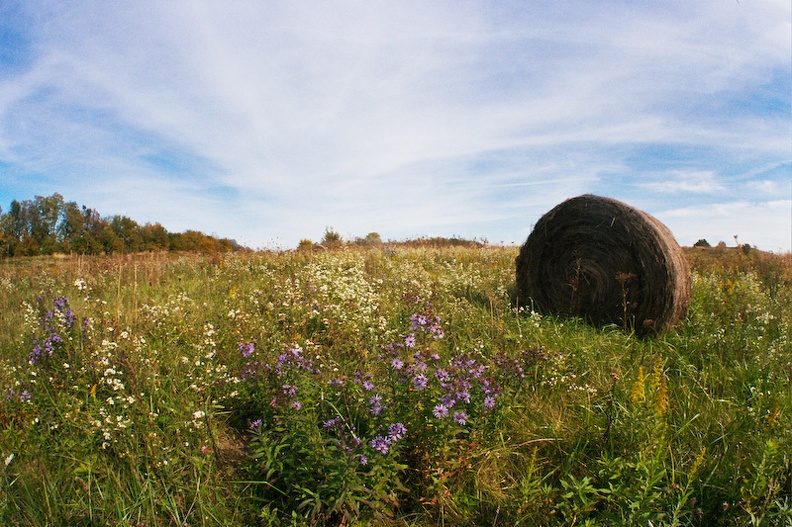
[0,246,789,525]
[0,193,246,257]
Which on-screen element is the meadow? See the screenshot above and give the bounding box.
[0,245,789,526]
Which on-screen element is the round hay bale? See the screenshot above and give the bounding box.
[515,194,690,334]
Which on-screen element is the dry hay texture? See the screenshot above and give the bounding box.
[516,194,691,334]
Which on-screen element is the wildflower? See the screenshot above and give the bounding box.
[433,404,448,419]
[369,394,383,415]
[362,380,375,391]
[282,384,298,397]
[323,417,342,429]
[359,454,368,465]
[238,342,255,358]
[483,395,497,409]
[20,390,31,403]
[391,358,404,370]
[193,410,205,420]
[369,435,391,454]
[453,411,468,425]
[405,334,416,348]
[249,419,263,429]
[291,401,302,410]
[388,422,407,441]
[413,374,428,391]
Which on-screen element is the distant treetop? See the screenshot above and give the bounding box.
[0,193,247,257]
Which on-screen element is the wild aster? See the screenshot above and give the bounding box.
[249,419,263,429]
[20,390,31,403]
[483,395,497,409]
[359,454,368,465]
[404,334,416,348]
[238,342,255,358]
[453,411,468,425]
[323,417,342,428]
[291,401,302,410]
[369,394,383,415]
[282,384,298,397]
[362,380,375,391]
[391,358,404,370]
[413,374,428,391]
[433,404,448,419]
[388,422,407,441]
[441,395,457,409]
[369,435,391,454]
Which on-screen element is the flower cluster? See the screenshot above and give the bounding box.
[28,297,75,365]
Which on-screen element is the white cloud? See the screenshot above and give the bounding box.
[662,200,792,253]
[638,171,726,195]
[0,1,789,250]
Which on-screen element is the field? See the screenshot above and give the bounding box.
[0,245,790,526]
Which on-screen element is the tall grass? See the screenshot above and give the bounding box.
[0,247,790,526]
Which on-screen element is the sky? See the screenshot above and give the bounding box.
[0,1,790,252]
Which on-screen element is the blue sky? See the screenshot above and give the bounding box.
[0,1,790,251]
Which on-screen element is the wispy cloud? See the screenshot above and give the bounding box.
[0,1,789,250]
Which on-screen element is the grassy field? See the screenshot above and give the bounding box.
[0,246,790,526]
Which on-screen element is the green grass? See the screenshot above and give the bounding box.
[0,246,790,526]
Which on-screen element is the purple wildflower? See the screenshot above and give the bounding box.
[362,380,375,391]
[433,404,449,419]
[20,390,32,403]
[484,395,497,409]
[369,435,391,454]
[238,342,255,358]
[291,401,302,410]
[369,394,383,415]
[391,358,404,370]
[404,334,416,348]
[282,384,298,397]
[359,454,368,465]
[388,422,407,441]
[453,411,468,425]
[413,374,428,391]
[249,419,263,429]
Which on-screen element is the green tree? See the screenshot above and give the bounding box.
[140,222,169,251]
[32,193,64,254]
[110,215,143,253]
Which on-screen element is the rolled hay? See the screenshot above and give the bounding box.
[515,195,690,334]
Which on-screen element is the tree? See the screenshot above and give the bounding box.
[110,215,143,253]
[141,222,169,251]
[321,227,343,248]
[32,193,64,254]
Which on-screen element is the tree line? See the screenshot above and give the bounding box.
[0,193,246,257]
